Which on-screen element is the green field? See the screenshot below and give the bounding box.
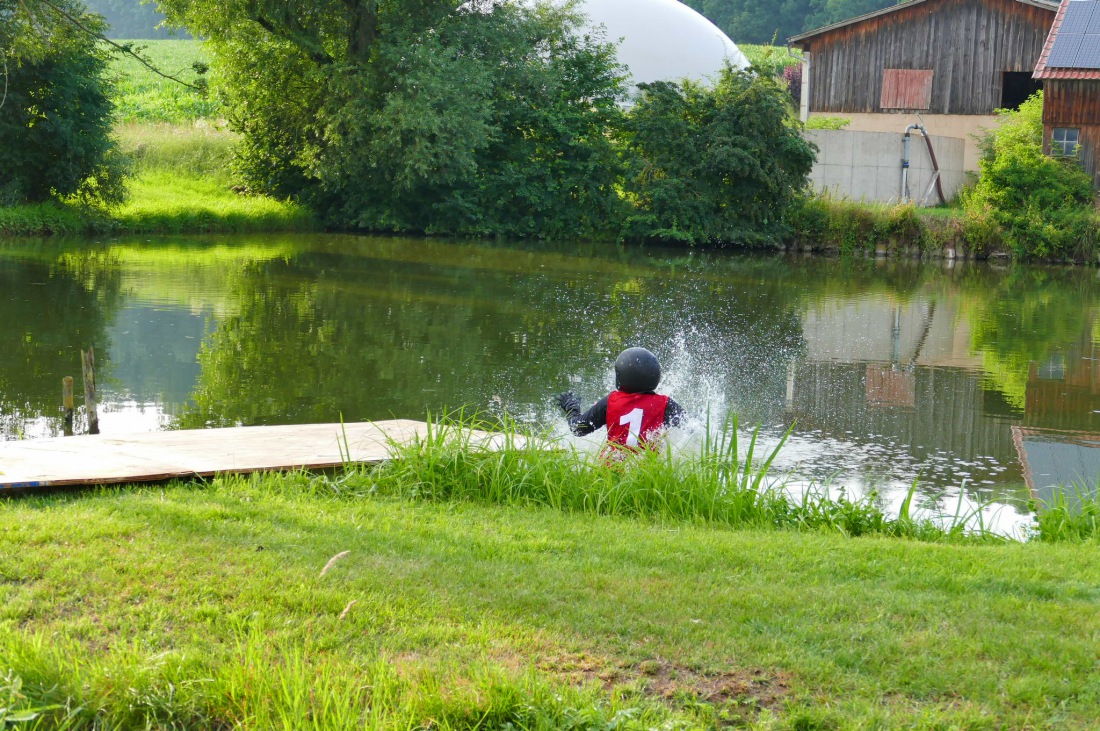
[109,39,219,124]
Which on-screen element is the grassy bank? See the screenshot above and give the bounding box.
[786,196,1007,260]
[0,124,316,237]
[2,422,1099,729]
[2,467,1098,730]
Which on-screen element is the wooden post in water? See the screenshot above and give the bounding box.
[62,376,74,436]
[81,347,100,435]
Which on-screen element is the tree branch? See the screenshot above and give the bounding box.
[1,54,8,111]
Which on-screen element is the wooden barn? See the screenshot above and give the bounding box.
[789,0,1059,170]
[1033,0,1100,187]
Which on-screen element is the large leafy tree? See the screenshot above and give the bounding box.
[158,0,628,237]
[0,0,127,205]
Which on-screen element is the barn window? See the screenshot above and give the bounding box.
[1001,72,1042,110]
[881,69,933,110]
[1052,127,1081,157]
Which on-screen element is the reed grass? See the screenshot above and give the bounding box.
[360,413,998,542]
[1033,482,1100,542]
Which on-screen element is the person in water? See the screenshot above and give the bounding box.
[556,347,687,448]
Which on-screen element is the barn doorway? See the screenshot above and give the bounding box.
[1001,72,1043,110]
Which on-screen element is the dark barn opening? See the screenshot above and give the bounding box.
[1002,71,1044,109]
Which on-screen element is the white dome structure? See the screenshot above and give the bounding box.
[575,0,750,88]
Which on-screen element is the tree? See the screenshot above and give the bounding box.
[619,68,816,246]
[157,0,628,237]
[0,0,127,205]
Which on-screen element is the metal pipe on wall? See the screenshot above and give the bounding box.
[901,123,947,205]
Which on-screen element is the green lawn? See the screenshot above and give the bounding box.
[2,470,1097,730]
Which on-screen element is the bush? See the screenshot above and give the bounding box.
[0,1,128,206]
[619,67,816,246]
[783,63,802,106]
[965,93,1097,260]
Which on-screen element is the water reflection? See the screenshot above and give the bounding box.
[3,236,1100,529]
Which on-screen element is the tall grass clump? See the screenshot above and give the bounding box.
[785,195,1004,259]
[363,413,986,541]
[1033,483,1100,542]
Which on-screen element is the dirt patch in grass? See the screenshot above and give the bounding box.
[636,661,788,708]
[539,653,789,713]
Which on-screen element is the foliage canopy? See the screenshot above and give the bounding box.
[0,0,127,205]
[155,1,814,244]
[621,70,816,245]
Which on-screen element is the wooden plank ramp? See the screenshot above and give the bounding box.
[0,420,502,491]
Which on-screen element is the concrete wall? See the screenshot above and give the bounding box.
[805,129,969,206]
[811,112,999,172]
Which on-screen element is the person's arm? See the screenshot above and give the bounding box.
[664,398,688,428]
[556,391,609,437]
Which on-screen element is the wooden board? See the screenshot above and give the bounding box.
[0,420,493,490]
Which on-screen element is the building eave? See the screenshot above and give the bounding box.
[790,0,1058,47]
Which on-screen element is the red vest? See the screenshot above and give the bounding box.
[606,391,670,447]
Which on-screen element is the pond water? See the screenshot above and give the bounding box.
[4,234,1100,534]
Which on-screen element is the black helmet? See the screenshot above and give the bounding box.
[614,347,661,393]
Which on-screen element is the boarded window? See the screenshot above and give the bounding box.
[880,69,933,110]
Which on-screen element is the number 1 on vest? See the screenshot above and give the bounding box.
[619,408,644,447]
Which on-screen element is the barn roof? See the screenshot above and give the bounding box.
[1033,0,1100,79]
[789,0,1059,45]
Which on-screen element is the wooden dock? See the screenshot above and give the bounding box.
[0,420,489,490]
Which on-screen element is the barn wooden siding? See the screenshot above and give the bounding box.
[800,0,1055,114]
[1043,79,1100,186]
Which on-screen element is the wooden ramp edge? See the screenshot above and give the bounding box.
[0,420,512,490]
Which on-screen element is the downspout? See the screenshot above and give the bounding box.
[902,123,947,205]
[787,44,809,123]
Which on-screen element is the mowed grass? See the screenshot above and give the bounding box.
[1,469,1098,730]
[109,39,219,124]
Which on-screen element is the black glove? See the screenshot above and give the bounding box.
[556,390,580,415]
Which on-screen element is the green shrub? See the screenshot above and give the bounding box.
[0,1,128,206]
[966,93,1097,260]
[619,67,816,246]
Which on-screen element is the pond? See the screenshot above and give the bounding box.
[4,234,1099,534]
